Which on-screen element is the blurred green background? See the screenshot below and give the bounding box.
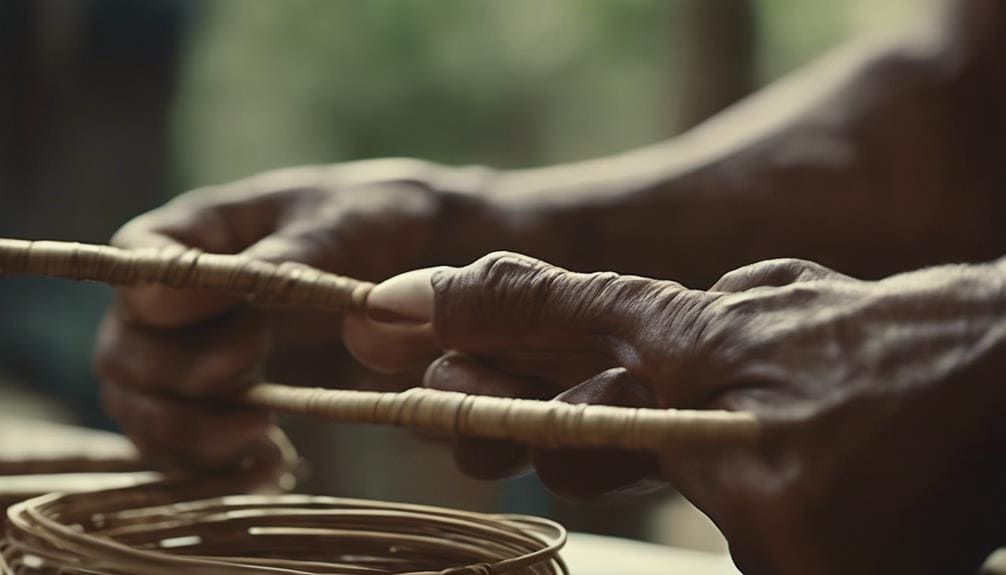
[0,0,918,549]
[170,0,916,188]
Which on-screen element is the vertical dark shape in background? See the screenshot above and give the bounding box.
[550,0,756,541]
[0,0,190,426]
[671,0,755,130]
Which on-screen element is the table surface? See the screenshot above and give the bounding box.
[5,418,1002,575]
[564,533,739,575]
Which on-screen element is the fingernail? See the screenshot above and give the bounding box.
[366,267,447,324]
[367,307,422,324]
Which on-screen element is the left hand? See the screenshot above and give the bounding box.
[342,251,1006,574]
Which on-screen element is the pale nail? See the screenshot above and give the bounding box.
[366,266,448,323]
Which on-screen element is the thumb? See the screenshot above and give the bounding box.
[367,251,687,360]
[114,228,338,328]
[113,225,239,328]
[238,230,334,270]
[433,252,689,359]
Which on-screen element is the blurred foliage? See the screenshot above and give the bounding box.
[755,0,922,80]
[170,0,918,190]
[171,0,675,185]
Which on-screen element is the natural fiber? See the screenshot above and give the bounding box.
[1,482,568,575]
[241,383,759,451]
[0,239,371,310]
[0,426,299,516]
[0,238,761,451]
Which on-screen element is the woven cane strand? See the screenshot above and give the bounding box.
[2,484,569,575]
[0,238,761,450]
[0,239,372,310]
[242,384,759,451]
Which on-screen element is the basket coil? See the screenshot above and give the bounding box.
[1,483,567,575]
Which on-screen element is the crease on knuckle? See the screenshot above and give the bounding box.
[476,251,555,312]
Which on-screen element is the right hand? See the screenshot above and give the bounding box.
[94,159,493,468]
[352,252,1006,574]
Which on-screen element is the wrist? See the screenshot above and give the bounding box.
[422,161,639,270]
[421,164,520,266]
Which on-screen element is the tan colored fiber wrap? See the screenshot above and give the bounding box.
[0,238,372,310]
[0,238,761,451]
[242,383,759,451]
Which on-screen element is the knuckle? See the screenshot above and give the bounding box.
[423,353,451,387]
[473,251,549,285]
[714,258,835,292]
[186,334,268,396]
[436,252,557,326]
[558,368,656,408]
[184,355,257,396]
[768,257,813,269]
[477,252,563,304]
[109,213,162,249]
[772,257,823,279]
[422,352,464,390]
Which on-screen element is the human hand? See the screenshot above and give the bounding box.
[93,159,498,468]
[346,251,1006,574]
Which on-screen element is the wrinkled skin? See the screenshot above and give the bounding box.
[93,0,1006,473]
[91,2,1006,571]
[348,252,1006,574]
[94,159,477,467]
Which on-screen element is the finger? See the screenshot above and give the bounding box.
[111,190,322,328]
[365,267,442,323]
[710,258,854,292]
[479,351,616,390]
[226,426,299,494]
[112,225,241,328]
[240,228,341,270]
[369,252,686,360]
[341,311,441,374]
[424,352,561,480]
[94,306,271,397]
[530,368,664,500]
[101,379,271,469]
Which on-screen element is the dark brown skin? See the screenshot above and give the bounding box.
[93,0,1006,571]
[351,251,1006,574]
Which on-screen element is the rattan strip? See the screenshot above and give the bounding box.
[0,239,372,311]
[0,238,761,450]
[2,485,569,575]
[241,384,759,451]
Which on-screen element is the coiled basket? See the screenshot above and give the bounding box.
[2,482,567,575]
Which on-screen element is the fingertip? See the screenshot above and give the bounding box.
[342,311,440,374]
[453,437,530,480]
[423,352,554,399]
[181,312,273,396]
[110,223,240,327]
[530,368,662,499]
[103,380,275,470]
[531,447,662,500]
[182,407,274,470]
[366,267,446,324]
[117,284,238,328]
